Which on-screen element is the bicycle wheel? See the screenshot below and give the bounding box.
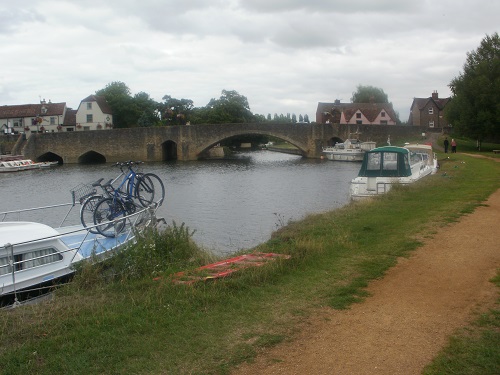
[135,173,165,207]
[93,198,127,238]
[80,194,103,233]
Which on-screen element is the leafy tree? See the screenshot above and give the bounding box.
[446,32,500,142]
[351,85,389,104]
[203,90,254,124]
[160,95,194,125]
[133,92,160,127]
[96,81,135,128]
[303,114,310,123]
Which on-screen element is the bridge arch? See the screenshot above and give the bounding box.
[36,151,63,164]
[162,140,177,160]
[78,150,106,164]
[194,129,310,159]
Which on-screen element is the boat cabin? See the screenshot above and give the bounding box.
[357,146,412,178]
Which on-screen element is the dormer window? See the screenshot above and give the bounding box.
[41,106,47,114]
[356,112,361,119]
[381,111,386,117]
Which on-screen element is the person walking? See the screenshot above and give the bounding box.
[451,139,457,153]
[444,137,449,153]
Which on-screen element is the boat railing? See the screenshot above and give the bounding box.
[1,205,161,303]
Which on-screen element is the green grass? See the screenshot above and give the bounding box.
[1,151,499,374]
[423,272,500,375]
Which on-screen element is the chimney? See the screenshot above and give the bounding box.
[431,91,438,100]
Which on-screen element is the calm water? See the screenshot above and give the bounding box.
[0,151,359,256]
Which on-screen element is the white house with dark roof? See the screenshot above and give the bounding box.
[0,100,67,134]
[74,95,113,131]
[0,95,113,135]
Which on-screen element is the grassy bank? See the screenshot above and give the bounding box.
[1,151,500,374]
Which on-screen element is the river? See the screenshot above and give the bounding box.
[0,151,360,256]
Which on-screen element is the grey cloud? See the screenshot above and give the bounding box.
[0,7,45,34]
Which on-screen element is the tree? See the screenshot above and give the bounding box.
[203,90,254,124]
[133,92,160,127]
[446,32,500,142]
[351,85,389,104]
[96,81,134,128]
[161,95,194,125]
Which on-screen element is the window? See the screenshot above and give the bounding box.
[356,120,362,125]
[87,102,92,110]
[356,112,361,119]
[50,117,56,125]
[0,248,63,275]
[381,111,386,117]
[380,120,388,125]
[86,114,93,123]
[429,121,435,128]
[83,126,91,131]
[382,152,398,171]
[428,107,434,115]
[367,153,381,170]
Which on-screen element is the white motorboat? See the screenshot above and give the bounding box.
[322,139,376,161]
[0,158,58,173]
[0,195,161,305]
[350,144,438,199]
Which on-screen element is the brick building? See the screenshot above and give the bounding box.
[407,91,451,128]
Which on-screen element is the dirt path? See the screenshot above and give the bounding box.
[233,185,500,374]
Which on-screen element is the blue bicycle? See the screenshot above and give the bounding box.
[92,161,165,237]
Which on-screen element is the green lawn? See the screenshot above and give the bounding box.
[1,146,499,374]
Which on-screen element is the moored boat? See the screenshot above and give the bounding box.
[0,158,58,172]
[322,139,376,161]
[350,143,438,199]
[0,192,161,306]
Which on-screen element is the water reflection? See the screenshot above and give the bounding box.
[0,151,359,255]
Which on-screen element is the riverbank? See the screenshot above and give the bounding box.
[234,179,500,374]
[1,152,499,374]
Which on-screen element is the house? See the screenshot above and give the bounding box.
[0,95,113,135]
[75,95,113,131]
[407,91,451,128]
[0,100,67,134]
[316,100,397,125]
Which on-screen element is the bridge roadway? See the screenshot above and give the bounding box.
[19,122,429,163]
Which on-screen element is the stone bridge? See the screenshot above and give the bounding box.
[18,122,431,163]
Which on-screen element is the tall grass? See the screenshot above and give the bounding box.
[1,151,499,374]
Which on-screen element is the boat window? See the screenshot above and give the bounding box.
[0,256,11,276]
[366,153,381,170]
[382,152,398,171]
[2,248,64,273]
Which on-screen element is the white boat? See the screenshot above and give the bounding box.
[350,144,438,199]
[0,158,58,173]
[322,139,376,161]
[0,196,162,305]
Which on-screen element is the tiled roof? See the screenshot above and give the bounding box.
[411,97,451,111]
[0,102,66,118]
[317,102,397,122]
[80,95,113,114]
[63,109,77,126]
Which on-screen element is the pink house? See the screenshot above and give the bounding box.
[316,100,397,125]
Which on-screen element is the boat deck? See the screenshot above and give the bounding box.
[60,230,133,259]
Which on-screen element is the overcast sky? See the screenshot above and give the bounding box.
[0,1,498,122]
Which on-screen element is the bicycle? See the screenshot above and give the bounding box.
[79,177,114,233]
[92,162,165,237]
